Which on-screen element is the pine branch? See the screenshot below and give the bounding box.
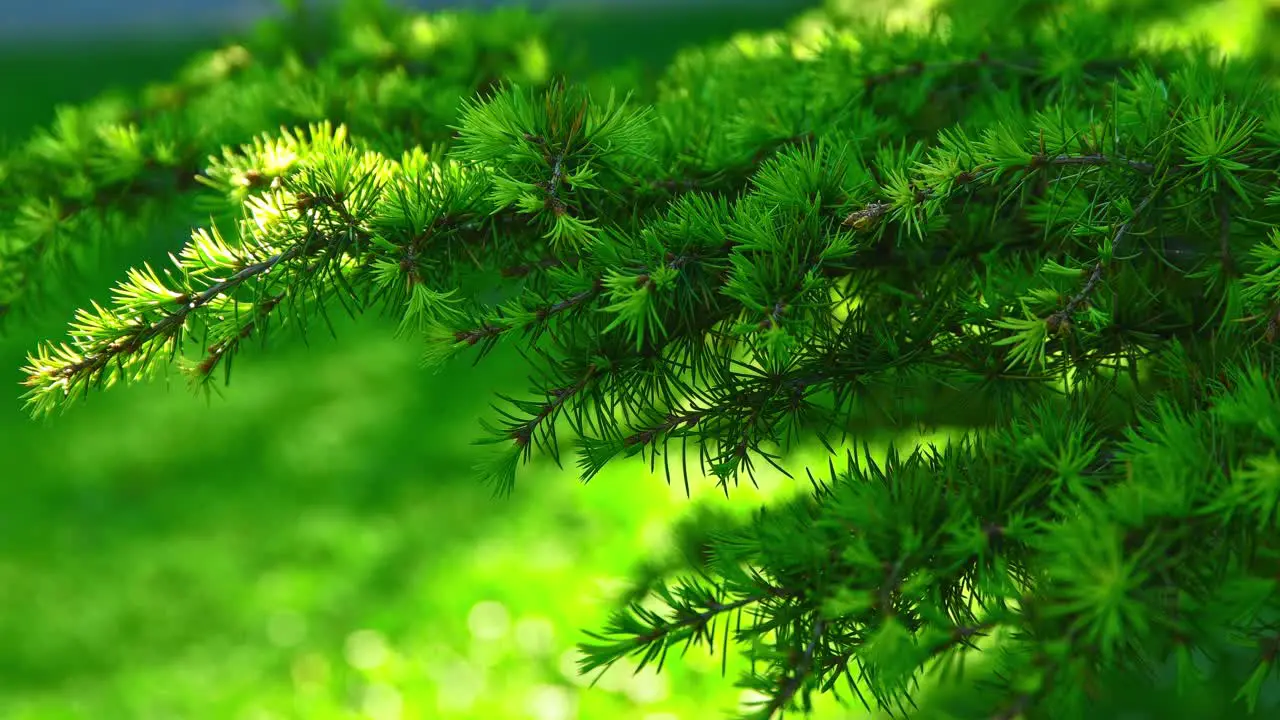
[16,1,1280,717]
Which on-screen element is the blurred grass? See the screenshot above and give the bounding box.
[0,307,824,719]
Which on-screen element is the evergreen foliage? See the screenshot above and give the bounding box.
[9,0,1280,716]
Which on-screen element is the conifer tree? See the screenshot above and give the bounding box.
[9,0,1280,717]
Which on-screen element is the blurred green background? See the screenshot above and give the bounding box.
[3,1,1280,719]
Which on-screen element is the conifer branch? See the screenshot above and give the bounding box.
[1051,188,1161,326]
[16,1,1280,717]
